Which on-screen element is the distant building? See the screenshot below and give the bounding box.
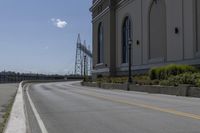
[90,0,200,78]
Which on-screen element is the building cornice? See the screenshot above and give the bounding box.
[90,0,102,12]
[116,0,134,10]
[92,6,110,23]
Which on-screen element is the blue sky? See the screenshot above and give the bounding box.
[0,0,92,74]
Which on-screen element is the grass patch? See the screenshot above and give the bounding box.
[0,95,16,133]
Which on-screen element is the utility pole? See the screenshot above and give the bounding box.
[74,34,93,76]
[83,55,86,81]
[3,69,6,83]
[74,34,82,76]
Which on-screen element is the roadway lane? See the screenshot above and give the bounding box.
[26,82,200,133]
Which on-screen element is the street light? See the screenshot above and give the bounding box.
[127,19,133,91]
[128,39,133,86]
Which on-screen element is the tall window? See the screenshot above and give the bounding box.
[149,0,166,59]
[98,22,104,63]
[196,0,200,53]
[122,16,131,63]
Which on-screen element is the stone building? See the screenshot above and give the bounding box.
[90,0,200,78]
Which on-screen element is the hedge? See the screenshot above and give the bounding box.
[159,72,200,87]
[149,64,198,80]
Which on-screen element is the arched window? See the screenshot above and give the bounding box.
[122,16,131,63]
[98,22,104,63]
[196,0,200,53]
[149,0,166,59]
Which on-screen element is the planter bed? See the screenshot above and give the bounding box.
[82,82,200,98]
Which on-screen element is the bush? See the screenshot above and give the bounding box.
[135,80,152,85]
[94,70,200,87]
[159,80,174,86]
[159,72,200,87]
[84,76,92,82]
[133,75,149,80]
[196,79,200,87]
[110,77,128,84]
[96,77,111,83]
[149,64,198,80]
[149,69,156,80]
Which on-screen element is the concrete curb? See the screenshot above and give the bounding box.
[4,82,26,133]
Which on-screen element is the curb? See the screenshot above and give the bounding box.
[4,82,26,133]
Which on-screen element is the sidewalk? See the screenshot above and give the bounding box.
[0,84,18,132]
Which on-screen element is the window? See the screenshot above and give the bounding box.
[149,0,166,59]
[122,16,131,64]
[98,22,104,63]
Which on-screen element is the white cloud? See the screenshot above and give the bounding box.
[51,18,67,28]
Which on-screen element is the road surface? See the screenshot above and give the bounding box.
[25,81,200,133]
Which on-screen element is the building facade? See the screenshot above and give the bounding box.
[90,0,200,78]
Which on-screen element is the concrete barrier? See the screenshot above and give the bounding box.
[101,83,128,90]
[81,82,100,88]
[130,85,190,96]
[82,82,200,98]
[188,87,200,98]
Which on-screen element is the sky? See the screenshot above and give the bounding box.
[0,0,92,75]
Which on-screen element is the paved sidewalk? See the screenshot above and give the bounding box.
[0,84,18,124]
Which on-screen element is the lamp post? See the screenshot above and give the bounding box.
[128,39,133,87]
[127,19,134,91]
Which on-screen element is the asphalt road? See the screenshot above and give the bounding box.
[26,81,200,133]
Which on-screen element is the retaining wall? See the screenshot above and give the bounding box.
[82,82,200,98]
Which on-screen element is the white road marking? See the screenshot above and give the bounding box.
[26,85,48,133]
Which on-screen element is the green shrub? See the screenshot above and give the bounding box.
[149,64,198,80]
[94,71,200,87]
[159,72,200,87]
[195,79,200,87]
[109,77,127,84]
[133,75,157,85]
[135,80,153,85]
[159,80,173,86]
[133,75,149,81]
[149,68,156,80]
[96,77,109,83]
[151,79,160,85]
[84,76,92,82]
